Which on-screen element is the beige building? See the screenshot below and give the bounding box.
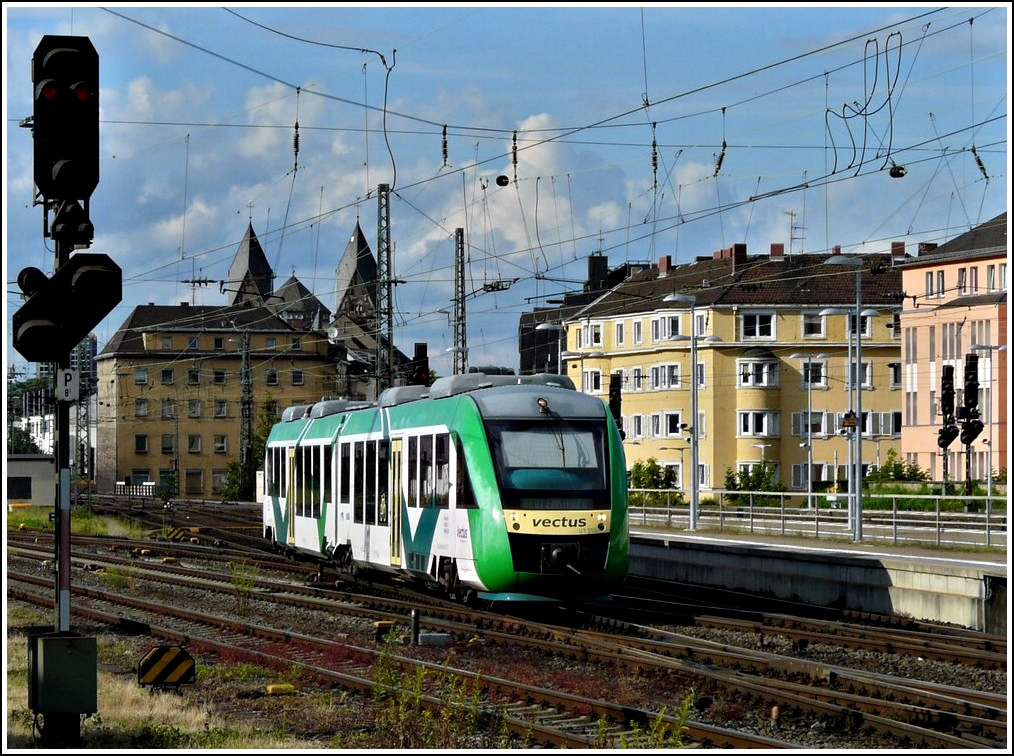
[550,242,908,497]
[896,213,1007,487]
[93,221,408,500]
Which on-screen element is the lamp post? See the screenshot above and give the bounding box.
[791,352,827,509]
[823,254,873,542]
[969,343,1006,500]
[535,322,565,374]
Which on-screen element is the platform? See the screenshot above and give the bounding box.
[628,528,1007,633]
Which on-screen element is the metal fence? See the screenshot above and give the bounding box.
[627,488,1008,549]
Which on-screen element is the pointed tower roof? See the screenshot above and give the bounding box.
[335,221,377,316]
[270,274,332,331]
[227,222,274,307]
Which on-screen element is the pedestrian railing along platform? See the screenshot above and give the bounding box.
[628,488,1007,549]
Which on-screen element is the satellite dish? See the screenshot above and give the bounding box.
[327,326,339,343]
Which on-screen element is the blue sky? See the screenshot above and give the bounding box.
[4,4,1009,379]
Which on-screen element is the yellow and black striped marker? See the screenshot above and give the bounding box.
[138,645,196,687]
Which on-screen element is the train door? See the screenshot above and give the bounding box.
[389,439,403,567]
[286,446,297,546]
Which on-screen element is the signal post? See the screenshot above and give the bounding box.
[14,35,120,748]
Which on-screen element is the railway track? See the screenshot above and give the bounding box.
[7,538,1005,749]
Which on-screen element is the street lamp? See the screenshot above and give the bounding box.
[969,343,1007,500]
[535,322,565,374]
[560,349,604,392]
[823,254,878,543]
[790,352,827,509]
[445,346,468,375]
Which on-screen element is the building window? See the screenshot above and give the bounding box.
[213,370,226,385]
[633,320,643,345]
[161,336,173,350]
[969,266,979,294]
[738,410,778,437]
[664,412,685,436]
[214,336,225,350]
[582,370,601,393]
[188,399,201,418]
[801,360,826,388]
[161,434,175,455]
[631,415,643,439]
[266,337,277,350]
[161,368,174,385]
[135,399,149,418]
[187,368,200,385]
[187,434,201,453]
[615,322,625,346]
[161,399,175,418]
[802,312,825,338]
[292,369,305,386]
[846,361,873,390]
[266,369,279,386]
[214,400,228,418]
[925,272,934,298]
[792,410,826,437]
[134,434,148,453]
[957,268,967,295]
[213,435,228,453]
[187,336,199,351]
[651,316,682,342]
[741,312,775,339]
[134,368,148,385]
[211,470,228,494]
[291,337,302,352]
[650,364,681,390]
[738,360,778,387]
[888,362,901,389]
[184,469,203,496]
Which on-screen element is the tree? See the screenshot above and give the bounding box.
[8,426,44,454]
[252,396,280,474]
[724,461,784,504]
[864,447,928,483]
[629,457,682,507]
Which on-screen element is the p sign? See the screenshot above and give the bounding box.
[57,369,80,402]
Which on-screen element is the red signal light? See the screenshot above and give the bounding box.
[42,82,59,100]
[73,83,92,101]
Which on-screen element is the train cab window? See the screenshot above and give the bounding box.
[454,436,477,509]
[353,441,365,523]
[364,440,377,525]
[377,441,390,524]
[434,433,450,509]
[407,436,419,508]
[339,442,351,507]
[308,445,321,519]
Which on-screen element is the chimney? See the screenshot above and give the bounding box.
[832,245,841,255]
[891,241,905,258]
[658,254,673,277]
[770,243,785,258]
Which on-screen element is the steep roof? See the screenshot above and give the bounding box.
[226,222,275,307]
[898,212,1007,268]
[270,275,332,330]
[334,221,377,316]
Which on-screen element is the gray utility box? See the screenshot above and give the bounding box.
[28,632,98,714]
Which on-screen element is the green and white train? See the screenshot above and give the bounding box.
[262,372,629,604]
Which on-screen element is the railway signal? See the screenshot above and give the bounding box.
[32,35,99,201]
[940,365,955,419]
[13,253,122,363]
[963,353,979,414]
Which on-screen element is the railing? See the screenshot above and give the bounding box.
[627,488,1007,549]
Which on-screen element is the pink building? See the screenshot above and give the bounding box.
[897,213,1007,488]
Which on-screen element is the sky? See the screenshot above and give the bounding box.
[4,3,1010,380]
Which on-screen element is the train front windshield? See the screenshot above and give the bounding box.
[486,420,609,510]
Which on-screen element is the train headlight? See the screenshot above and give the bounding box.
[509,511,521,531]
[537,397,550,415]
[597,512,607,531]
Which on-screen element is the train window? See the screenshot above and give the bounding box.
[454,436,477,509]
[364,440,377,525]
[420,434,434,508]
[323,446,333,505]
[488,421,606,495]
[377,441,389,524]
[353,441,364,523]
[339,442,351,506]
[293,447,304,513]
[407,436,418,508]
[434,433,450,509]
[309,445,321,519]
